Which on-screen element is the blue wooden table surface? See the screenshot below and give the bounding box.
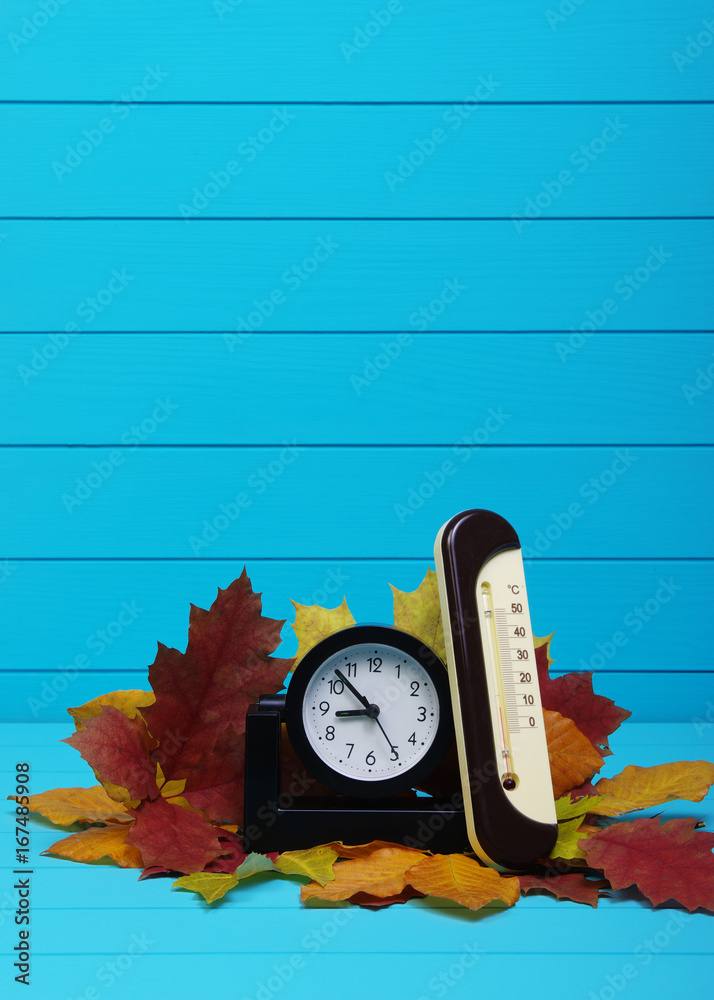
[1,2,712,997]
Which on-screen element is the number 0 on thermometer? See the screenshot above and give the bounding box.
[435,509,557,870]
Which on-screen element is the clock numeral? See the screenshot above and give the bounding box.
[365,750,376,765]
[408,732,417,745]
[390,747,399,761]
[410,681,420,697]
[328,679,344,695]
[319,701,330,716]
[394,663,401,679]
[345,742,354,758]
[344,662,357,677]
[417,706,427,722]
[325,726,335,740]
[368,656,382,672]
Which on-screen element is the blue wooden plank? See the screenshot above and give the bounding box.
[1,1,712,101]
[0,558,708,679]
[3,334,713,445]
[0,446,710,558]
[2,105,712,218]
[1,221,710,332]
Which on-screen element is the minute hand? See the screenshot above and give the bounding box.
[334,669,371,709]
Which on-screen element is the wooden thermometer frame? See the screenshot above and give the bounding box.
[434,509,557,871]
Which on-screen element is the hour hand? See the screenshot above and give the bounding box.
[335,708,370,717]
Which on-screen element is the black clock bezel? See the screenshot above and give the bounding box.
[284,624,454,797]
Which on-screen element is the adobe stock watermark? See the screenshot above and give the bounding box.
[511,117,628,232]
[17,267,136,384]
[0,559,17,585]
[188,442,304,554]
[681,352,714,404]
[62,932,153,1000]
[587,912,691,1000]
[223,236,340,349]
[7,0,71,53]
[179,107,296,220]
[51,67,170,181]
[394,407,510,523]
[240,909,356,1000]
[27,599,146,717]
[692,699,714,738]
[545,0,588,30]
[577,578,681,671]
[416,941,481,999]
[340,1,405,62]
[521,449,637,562]
[384,78,501,191]
[295,567,351,607]
[555,246,673,362]
[61,398,179,513]
[672,18,714,72]
[214,0,244,19]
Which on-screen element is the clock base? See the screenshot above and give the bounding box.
[242,700,470,855]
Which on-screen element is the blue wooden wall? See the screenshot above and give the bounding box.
[1,2,713,997]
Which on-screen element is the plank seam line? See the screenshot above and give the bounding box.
[2,216,712,222]
[2,100,713,106]
[4,556,711,563]
[3,330,711,336]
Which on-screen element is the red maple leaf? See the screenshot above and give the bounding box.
[63,707,159,802]
[126,797,223,874]
[582,817,714,912]
[142,569,293,822]
[349,885,427,908]
[535,638,631,754]
[519,873,609,908]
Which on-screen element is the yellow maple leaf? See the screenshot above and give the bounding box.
[549,816,589,860]
[300,846,425,902]
[43,824,143,868]
[275,845,338,885]
[10,785,132,826]
[406,854,520,909]
[289,597,356,670]
[544,710,605,798]
[389,568,445,664]
[555,794,607,820]
[591,760,714,817]
[68,690,156,731]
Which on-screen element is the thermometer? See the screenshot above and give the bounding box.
[435,509,557,871]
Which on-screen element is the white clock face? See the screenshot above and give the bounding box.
[302,642,441,781]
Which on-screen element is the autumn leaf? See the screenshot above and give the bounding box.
[203,829,247,874]
[43,824,143,869]
[179,724,246,824]
[275,845,338,885]
[10,785,132,826]
[350,886,427,908]
[520,873,609,908]
[390,568,446,664]
[545,710,605,798]
[406,854,520,910]
[68,690,155,731]
[125,796,223,874]
[142,570,293,824]
[301,846,426,902]
[535,636,630,754]
[582,817,714,911]
[555,793,607,821]
[63,706,159,806]
[327,840,415,859]
[174,853,277,903]
[290,596,355,669]
[591,761,714,817]
[550,817,589,860]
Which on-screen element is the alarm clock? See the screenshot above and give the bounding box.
[284,624,454,797]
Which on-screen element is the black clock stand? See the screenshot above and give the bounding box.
[242,694,469,854]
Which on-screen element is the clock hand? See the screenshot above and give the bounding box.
[334,669,371,709]
[334,668,398,757]
[335,708,370,717]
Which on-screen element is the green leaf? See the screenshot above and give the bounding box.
[555,794,607,821]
